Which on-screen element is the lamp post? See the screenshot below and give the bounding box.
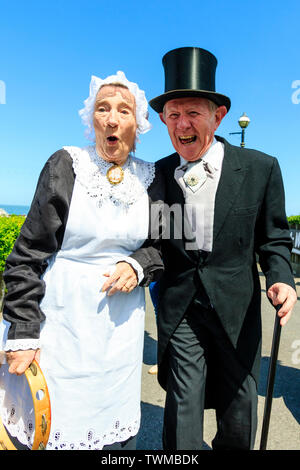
[230,112,250,147]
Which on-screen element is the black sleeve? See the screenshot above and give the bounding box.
[255,157,295,291]
[3,149,75,340]
[129,162,166,287]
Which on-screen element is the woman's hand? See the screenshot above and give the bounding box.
[102,262,138,296]
[6,349,40,376]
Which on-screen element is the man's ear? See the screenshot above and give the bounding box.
[159,112,166,124]
[214,105,227,131]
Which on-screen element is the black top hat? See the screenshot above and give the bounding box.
[149,47,231,113]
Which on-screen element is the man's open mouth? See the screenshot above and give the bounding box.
[178,135,197,145]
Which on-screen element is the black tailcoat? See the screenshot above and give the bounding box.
[153,136,295,394]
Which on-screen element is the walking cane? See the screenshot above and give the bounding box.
[259,304,282,450]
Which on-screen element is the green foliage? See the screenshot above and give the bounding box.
[0,215,25,272]
[288,215,300,227]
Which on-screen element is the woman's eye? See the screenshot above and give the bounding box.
[95,106,107,113]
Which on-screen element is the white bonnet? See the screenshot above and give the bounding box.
[79,71,152,143]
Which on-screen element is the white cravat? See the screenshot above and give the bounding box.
[174,139,224,251]
[181,159,212,192]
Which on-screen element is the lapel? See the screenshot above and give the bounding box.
[163,153,184,206]
[213,136,247,244]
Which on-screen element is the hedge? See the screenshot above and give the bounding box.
[0,215,25,272]
[287,215,300,228]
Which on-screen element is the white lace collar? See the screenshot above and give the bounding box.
[63,145,155,209]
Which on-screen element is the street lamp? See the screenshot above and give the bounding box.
[230,112,250,147]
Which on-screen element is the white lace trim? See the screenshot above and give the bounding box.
[0,399,140,450]
[64,145,155,209]
[46,417,140,450]
[4,339,40,352]
[0,398,35,447]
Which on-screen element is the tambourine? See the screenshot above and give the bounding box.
[0,359,51,450]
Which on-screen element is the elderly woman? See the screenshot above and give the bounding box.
[0,72,164,450]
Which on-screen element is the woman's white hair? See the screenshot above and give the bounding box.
[79,71,152,144]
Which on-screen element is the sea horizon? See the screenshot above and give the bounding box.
[0,204,30,215]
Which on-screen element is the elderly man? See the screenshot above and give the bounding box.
[132,47,297,450]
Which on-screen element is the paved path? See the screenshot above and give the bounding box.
[138,272,300,450]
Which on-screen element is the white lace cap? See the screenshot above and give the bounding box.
[79,71,152,143]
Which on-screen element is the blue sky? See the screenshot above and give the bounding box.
[0,0,299,215]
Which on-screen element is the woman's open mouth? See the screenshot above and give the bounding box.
[107,135,119,145]
[178,135,197,145]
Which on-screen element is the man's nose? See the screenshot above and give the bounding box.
[176,114,191,130]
